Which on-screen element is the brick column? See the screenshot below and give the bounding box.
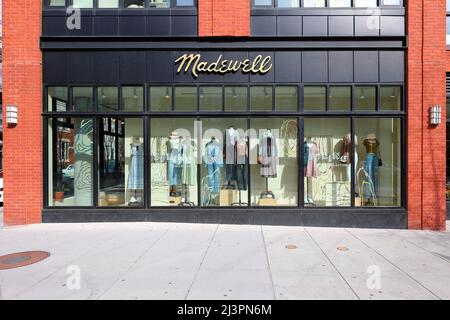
[199,0,250,37]
[407,0,447,230]
[2,0,43,225]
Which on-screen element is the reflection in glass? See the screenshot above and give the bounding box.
[73,87,94,112]
[72,0,94,8]
[199,87,223,111]
[122,86,144,112]
[355,118,401,207]
[380,86,401,111]
[303,118,351,207]
[124,0,145,8]
[303,0,325,7]
[98,87,118,112]
[98,0,119,8]
[150,0,170,8]
[329,0,351,7]
[225,87,248,112]
[275,86,298,112]
[250,118,298,206]
[278,0,299,7]
[175,87,197,112]
[250,86,273,111]
[150,118,198,206]
[48,118,93,206]
[304,86,326,111]
[48,87,68,111]
[329,86,351,111]
[201,118,248,207]
[98,118,144,207]
[176,0,194,6]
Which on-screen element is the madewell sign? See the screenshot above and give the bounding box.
[175,53,273,78]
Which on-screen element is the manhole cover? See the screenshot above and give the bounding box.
[0,251,50,270]
[285,244,298,250]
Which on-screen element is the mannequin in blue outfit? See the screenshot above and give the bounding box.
[167,131,183,197]
[363,133,380,204]
[204,137,223,195]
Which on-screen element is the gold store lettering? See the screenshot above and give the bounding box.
[175,53,273,78]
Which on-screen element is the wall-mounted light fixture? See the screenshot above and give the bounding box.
[6,105,18,127]
[429,105,442,126]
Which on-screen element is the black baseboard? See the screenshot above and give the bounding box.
[42,208,408,229]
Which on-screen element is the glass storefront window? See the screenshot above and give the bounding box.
[175,87,197,112]
[355,118,401,207]
[304,86,326,111]
[150,0,170,8]
[98,0,119,8]
[250,86,273,112]
[48,118,93,206]
[124,0,145,8]
[355,86,376,111]
[122,86,144,112]
[303,0,325,7]
[225,87,248,112]
[254,0,272,6]
[380,86,401,111]
[303,118,351,207]
[329,86,351,111]
[329,0,351,7]
[176,0,194,6]
[48,87,68,112]
[275,86,298,112]
[150,118,198,206]
[200,118,249,207]
[199,87,223,112]
[250,118,298,206]
[98,118,144,207]
[72,0,94,8]
[354,0,377,6]
[150,86,172,112]
[278,0,299,8]
[47,0,65,6]
[73,87,94,112]
[98,87,118,112]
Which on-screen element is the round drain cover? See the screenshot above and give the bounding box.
[0,251,50,270]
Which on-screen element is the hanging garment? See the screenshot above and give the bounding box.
[259,132,278,178]
[340,133,351,164]
[304,142,319,178]
[303,143,309,166]
[181,138,196,186]
[127,143,144,190]
[363,153,378,199]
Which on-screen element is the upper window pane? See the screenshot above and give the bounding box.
[72,0,93,8]
[98,0,119,8]
[254,0,273,6]
[149,0,170,8]
[329,0,351,7]
[48,87,68,112]
[250,86,273,112]
[277,0,299,8]
[329,86,351,111]
[124,0,145,8]
[225,87,248,112]
[304,86,326,111]
[354,0,378,7]
[47,0,65,6]
[73,87,94,112]
[176,0,194,6]
[175,87,197,112]
[98,87,118,112]
[275,86,298,112]
[380,86,401,111]
[200,87,223,112]
[150,86,172,112]
[122,87,144,112]
[303,0,325,7]
[383,0,401,5]
[355,86,376,111]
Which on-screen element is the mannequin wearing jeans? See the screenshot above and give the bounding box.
[363,133,380,203]
[204,137,223,195]
[167,132,182,197]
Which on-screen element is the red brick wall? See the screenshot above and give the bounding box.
[2,0,43,225]
[407,0,447,230]
[199,0,250,36]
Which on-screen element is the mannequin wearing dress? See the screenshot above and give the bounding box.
[128,137,144,204]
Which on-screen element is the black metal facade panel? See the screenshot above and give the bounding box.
[43,49,405,85]
[42,208,408,229]
[328,16,354,36]
[302,16,328,36]
[42,10,198,37]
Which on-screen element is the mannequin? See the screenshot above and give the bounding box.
[362,133,380,205]
[232,136,249,206]
[224,126,239,189]
[341,133,359,182]
[167,131,182,197]
[204,136,223,202]
[304,136,319,205]
[259,129,278,199]
[128,136,144,205]
[180,136,196,206]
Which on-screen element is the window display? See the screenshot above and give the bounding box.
[48,118,93,206]
[201,118,249,207]
[98,118,144,207]
[250,118,298,206]
[355,118,401,207]
[150,118,198,206]
[303,118,351,207]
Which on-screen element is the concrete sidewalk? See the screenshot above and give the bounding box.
[0,222,449,300]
